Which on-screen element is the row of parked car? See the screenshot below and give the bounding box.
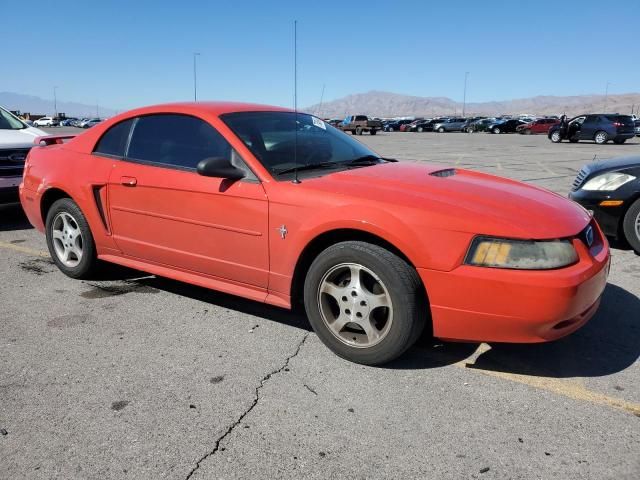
[377,114,640,144]
[30,117,104,128]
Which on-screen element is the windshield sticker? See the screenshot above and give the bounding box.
[312,117,326,130]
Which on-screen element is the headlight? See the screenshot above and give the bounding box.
[582,172,636,191]
[465,236,578,270]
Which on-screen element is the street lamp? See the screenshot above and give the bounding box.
[53,86,58,118]
[604,81,612,112]
[193,53,201,101]
[462,72,469,117]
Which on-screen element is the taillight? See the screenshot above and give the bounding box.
[612,122,623,127]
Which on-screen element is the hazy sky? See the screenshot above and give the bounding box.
[4,0,638,110]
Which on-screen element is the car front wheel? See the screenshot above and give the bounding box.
[550,131,562,143]
[623,199,640,254]
[45,198,99,279]
[594,131,609,144]
[304,241,427,365]
[438,127,445,133]
[492,127,501,134]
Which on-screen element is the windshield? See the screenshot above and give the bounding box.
[0,107,27,130]
[221,111,381,178]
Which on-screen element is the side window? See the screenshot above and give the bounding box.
[93,119,134,157]
[127,114,232,170]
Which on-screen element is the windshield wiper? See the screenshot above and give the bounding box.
[341,155,397,166]
[275,162,341,176]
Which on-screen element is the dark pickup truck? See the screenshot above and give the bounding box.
[339,115,382,135]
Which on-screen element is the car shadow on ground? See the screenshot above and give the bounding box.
[392,283,640,378]
[80,264,639,376]
[0,204,33,232]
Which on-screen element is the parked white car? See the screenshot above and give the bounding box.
[0,106,47,203]
[33,116,57,127]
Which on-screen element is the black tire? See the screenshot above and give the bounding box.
[492,127,501,134]
[594,130,609,144]
[45,198,99,279]
[370,129,377,135]
[388,127,394,132]
[466,127,474,133]
[350,130,357,135]
[304,241,427,365]
[523,129,532,135]
[613,138,626,144]
[356,126,363,135]
[417,127,424,133]
[622,199,640,254]
[438,127,445,133]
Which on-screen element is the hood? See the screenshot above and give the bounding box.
[585,155,640,174]
[300,162,590,239]
[0,126,48,149]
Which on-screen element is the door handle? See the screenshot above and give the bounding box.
[120,176,137,186]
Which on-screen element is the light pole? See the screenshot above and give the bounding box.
[53,86,58,118]
[462,72,469,117]
[604,81,611,112]
[193,52,201,101]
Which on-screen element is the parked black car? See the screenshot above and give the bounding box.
[465,118,495,133]
[409,118,446,132]
[487,119,527,134]
[569,156,640,253]
[634,120,640,136]
[549,114,636,144]
[383,119,413,132]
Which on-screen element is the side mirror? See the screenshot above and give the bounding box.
[197,157,245,180]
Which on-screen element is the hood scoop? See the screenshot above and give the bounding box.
[429,168,457,178]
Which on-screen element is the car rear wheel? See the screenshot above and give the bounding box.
[594,131,609,144]
[45,198,99,279]
[417,127,424,132]
[356,126,363,135]
[622,199,640,254]
[387,127,394,132]
[466,127,474,133]
[492,127,501,134]
[523,129,532,135]
[370,129,377,135]
[304,241,427,365]
[438,127,445,133]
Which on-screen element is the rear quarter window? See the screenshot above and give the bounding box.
[93,119,134,157]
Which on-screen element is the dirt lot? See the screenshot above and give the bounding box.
[1,129,639,479]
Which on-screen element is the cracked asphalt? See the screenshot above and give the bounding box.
[1,130,639,479]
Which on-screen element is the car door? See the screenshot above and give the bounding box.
[106,113,270,288]
[579,115,598,139]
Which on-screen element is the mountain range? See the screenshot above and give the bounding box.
[306,90,640,119]
[0,92,119,118]
[3,90,639,120]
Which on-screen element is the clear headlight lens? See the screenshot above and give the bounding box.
[465,237,578,270]
[582,172,636,191]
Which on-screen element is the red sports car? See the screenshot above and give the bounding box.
[20,102,610,365]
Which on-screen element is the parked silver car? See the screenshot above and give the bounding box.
[433,117,467,132]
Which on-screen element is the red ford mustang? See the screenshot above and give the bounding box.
[20,102,610,365]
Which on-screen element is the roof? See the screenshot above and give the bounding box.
[121,101,292,118]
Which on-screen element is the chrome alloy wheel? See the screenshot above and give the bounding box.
[595,131,607,144]
[317,263,393,348]
[551,131,561,142]
[635,210,640,241]
[51,212,83,267]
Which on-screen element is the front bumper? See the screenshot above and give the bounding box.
[418,224,609,343]
[568,189,628,238]
[0,176,22,204]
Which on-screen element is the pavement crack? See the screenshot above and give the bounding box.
[184,332,310,480]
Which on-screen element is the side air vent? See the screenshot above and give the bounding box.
[429,168,457,178]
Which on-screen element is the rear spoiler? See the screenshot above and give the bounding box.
[34,135,77,146]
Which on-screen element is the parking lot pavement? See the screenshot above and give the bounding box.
[1,131,639,479]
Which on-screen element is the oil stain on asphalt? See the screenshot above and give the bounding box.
[18,258,56,276]
[80,281,159,299]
